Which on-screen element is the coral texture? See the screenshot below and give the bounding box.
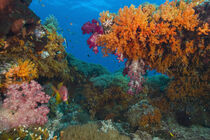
[63,123,130,140]
[82,19,103,53]
[0,80,50,130]
[5,59,38,86]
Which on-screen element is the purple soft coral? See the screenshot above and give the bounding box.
[82,19,103,34]
[82,19,103,54]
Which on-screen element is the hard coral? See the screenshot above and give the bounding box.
[125,99,161,129]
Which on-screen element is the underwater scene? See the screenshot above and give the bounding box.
[0,0,209,139]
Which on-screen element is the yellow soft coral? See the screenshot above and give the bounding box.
[99,11,115,24]
[5,59,38,86]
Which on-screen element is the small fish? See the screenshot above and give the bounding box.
[169,132,174,137]
[87,54,90,57]
[69,22,73,26]
[64,38,68,48]
[41,4,45,7]
[52,82,68,104]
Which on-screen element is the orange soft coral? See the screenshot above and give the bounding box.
[97,0,207,67]
[98,4,151,60]
[5,59,38,86]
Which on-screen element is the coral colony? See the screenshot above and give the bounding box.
[82,0,209,95]
[0,0,209,139]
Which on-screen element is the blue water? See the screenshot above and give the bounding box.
[29,0,166,73]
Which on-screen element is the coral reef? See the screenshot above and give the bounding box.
[43,15,61,33]
[0,0,39,37]
[82,0,209,95]
[0,0,78,137]
[67,54,110,79]
[0,0,209,139]
[76,82,138,120]
[89,70,129,90]
[4,59,38,87]
[125,99,161,130]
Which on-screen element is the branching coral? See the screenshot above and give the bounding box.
[43,15,60,33]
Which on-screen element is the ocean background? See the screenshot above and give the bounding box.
[29,0,166,73]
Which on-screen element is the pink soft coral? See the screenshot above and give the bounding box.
[0,80,50,130]
[123,59,145,94]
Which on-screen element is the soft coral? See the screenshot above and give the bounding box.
[81,19,103,54]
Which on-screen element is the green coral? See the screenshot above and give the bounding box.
[43,15,61,32]
[90,71,129,90]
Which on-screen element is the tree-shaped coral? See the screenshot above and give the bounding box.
[82,0,209,94]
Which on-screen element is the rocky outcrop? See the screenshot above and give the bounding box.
[0,0,39,37]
